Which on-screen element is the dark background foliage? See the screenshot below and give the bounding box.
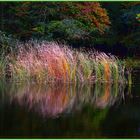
[0,2,140,57]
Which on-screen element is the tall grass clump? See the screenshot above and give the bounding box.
[8,41,130,83]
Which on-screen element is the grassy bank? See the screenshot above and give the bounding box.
[0,41,130,84]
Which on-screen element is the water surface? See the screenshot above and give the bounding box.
[0,69,139,138]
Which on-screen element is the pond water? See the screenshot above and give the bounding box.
[0,68,139,138]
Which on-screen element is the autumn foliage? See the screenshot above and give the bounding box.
[64,2,110,32]
[0,2,110,39]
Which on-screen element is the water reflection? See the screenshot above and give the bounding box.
[3,82,127,118]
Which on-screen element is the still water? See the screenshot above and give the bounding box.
[0,69,139,138]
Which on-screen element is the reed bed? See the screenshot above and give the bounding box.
[1,41,129,83]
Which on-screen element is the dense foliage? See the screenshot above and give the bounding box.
[0,2,140,57]
[103,2,140,57]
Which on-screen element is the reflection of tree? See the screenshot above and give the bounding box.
[8,82,127,118]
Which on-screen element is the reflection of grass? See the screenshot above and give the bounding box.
[0,81,130,137]
[0,41,130,84]
[3,80,127,118]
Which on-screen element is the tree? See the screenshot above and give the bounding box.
[0,2,110,42]
[60,2,110,33]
